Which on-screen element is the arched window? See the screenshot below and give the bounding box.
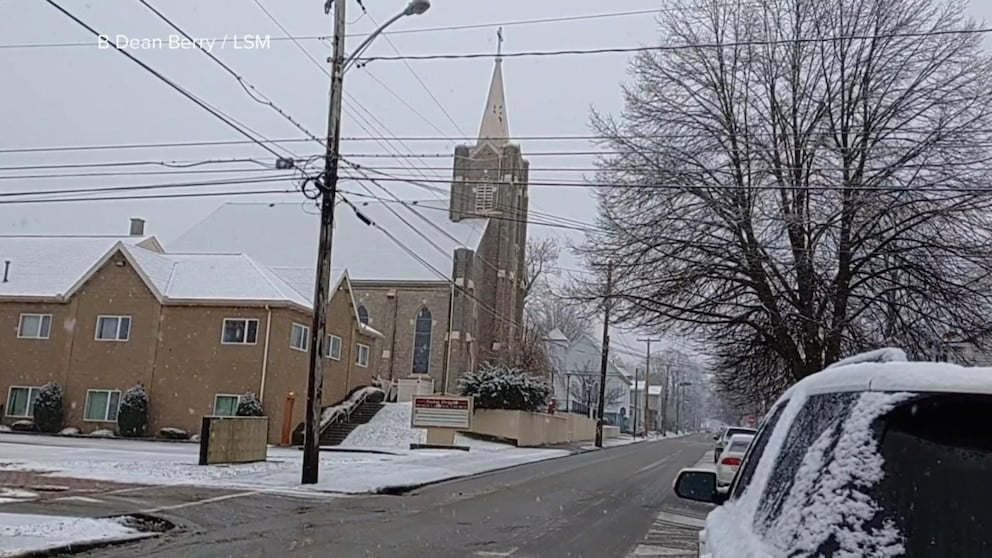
[357,304,369,325]
[412,307,432,374]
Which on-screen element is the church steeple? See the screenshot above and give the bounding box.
[477,28,509,147]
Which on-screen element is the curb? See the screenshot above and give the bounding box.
[3,514,173,558]
[369,441,636,496]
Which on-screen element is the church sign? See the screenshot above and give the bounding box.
[411,395,474,430]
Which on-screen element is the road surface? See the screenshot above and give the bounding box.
[11,434,713,557]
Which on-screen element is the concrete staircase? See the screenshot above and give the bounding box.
[318,400,385,446]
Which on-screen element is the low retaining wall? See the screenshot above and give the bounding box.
[199,416,268,465]
[469,410,600,447]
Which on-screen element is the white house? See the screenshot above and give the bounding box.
[630,382,664,434]
[545,329,633,430]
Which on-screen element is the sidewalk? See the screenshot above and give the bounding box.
[0,433,569,496]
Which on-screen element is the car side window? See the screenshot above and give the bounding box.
[754,392,857,532]
[730,404,785,499]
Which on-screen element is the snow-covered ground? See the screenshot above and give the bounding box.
[340,402,511,452]
[0,513,152,557]
[0,406,568,495]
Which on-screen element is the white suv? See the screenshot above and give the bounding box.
[673,352,992,557]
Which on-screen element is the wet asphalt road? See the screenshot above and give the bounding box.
[11,435,713,558]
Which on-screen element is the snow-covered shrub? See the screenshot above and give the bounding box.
[158,427,189,440]
[89,428,115,438]
[11,420,38,432]
[0,425,11,432]
[117,384,149,437]
[32,382,64,433]
[457,362,551,412]
[190,434,200,442]
[59,427,80,436]
[236,393,264,417]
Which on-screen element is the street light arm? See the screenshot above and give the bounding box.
[343,0,429,72]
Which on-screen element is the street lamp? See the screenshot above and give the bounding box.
[302,0,431,486]
[343,0,431,71]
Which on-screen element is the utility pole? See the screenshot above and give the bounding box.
[594,261,614,448]
[637,337,659,436]
[302,0,348,486]
[660,363,672,435]
[632,367,639,438]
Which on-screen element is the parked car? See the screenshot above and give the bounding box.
[672,349,992,557]
[715,433,753,487]
[713,426,756,463]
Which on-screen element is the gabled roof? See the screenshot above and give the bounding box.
[168,201,489,282]
[0,235,159,299]
[0,235,365,315]
[123,245,312,309]
[558,331,632,383]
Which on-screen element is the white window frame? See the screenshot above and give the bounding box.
[356,343,370,368]
[83,389,121,422]
[290,323,309,352]
[221,318,259,345]
[95,315,131,341]
[17,314,52,339]
[326,334,343,360]
[213,394,241,416]
[5,386,41,418]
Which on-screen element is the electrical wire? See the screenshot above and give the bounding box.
[355,27,992,63]
[0,6,677,49]
[43,0,292,161]
[136,0,325,149]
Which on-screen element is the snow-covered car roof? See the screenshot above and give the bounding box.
[778,360,992,405]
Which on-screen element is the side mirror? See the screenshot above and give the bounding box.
[673,469,725,505]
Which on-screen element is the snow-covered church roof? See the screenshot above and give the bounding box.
[168,201,490,283]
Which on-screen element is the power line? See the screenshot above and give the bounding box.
[355,27,992,64]
[0,168,290,181]
[0,188,296,205]
[7,126,992,155]
[0,7,669,49]
[0,175,292,200]
[362,11,466,137]
[43,0,290,161]
[333,173,992,193]
[0,157,281,172]
[136,0,325,149]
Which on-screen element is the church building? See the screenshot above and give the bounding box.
[170,56,530,394]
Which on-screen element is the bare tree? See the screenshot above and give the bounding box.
[579,0,992,405]
[565,361,626,414]
[522,236,560,300]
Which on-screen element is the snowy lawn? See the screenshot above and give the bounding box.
[0,407,569,494]
[0,513,153,557]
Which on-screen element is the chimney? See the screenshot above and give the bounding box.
[129,218,145,236]
[3,260,9,283]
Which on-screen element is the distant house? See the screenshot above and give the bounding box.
[545,329,633,429]
[630,382,664,434]
[0,225,378,443]
[170,56,530,392]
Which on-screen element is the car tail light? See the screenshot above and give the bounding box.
[721,456,741,466]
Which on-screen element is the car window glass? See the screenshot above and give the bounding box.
[730,404,785,499]
[865,394,992,557]
[754,392,857,531]
[728,438,752,452]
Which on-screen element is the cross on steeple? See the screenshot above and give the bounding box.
[496,26,503,59]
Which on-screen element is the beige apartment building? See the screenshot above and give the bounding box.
[0,229,380,443]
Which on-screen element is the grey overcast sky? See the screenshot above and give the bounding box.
[1,1,990,241]
[0,0,668,247]
[2,0,991,351]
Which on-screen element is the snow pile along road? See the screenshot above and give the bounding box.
[0,513,154,557]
